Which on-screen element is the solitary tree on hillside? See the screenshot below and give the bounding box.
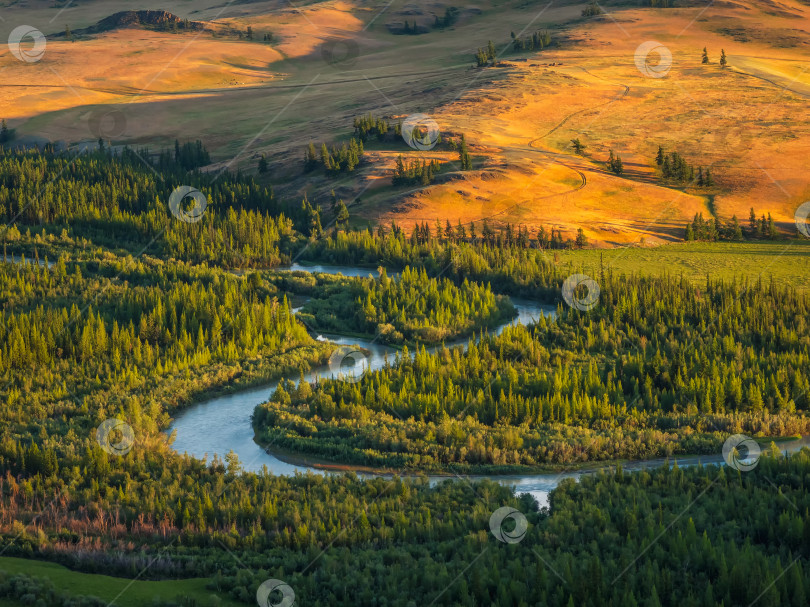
[571,138,585,154]
[258,154,268,173]
[720,49,727,67]
[701,47,708,64]
[459,134,472,170]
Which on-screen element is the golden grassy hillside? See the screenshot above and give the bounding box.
[1,0,808,245]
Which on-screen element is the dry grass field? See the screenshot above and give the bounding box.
[1,0,809,245]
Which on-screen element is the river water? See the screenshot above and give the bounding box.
[168,263,810,507]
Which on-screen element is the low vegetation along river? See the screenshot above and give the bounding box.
[168,263,810,507]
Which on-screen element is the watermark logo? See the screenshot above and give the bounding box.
[489,506,528,544]
[794,201,810,238]
[256,579,295,607]
[722,434,761,472]
[169,186,207,223]
[561,274,600,311]
[8,25,46,63]
[96,418,135,456]
[634,41,672,78]
[402,114,440,151]
[328,346,369,383]
[88,108,128,141]
[321,38,359,68]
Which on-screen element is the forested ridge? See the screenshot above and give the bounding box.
[3,440,810,606]
[0,146,294,267]
[269,266,515,344]
[255,269,810,472]
[0,254,329,470]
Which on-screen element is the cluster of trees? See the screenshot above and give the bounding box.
[656,147,713,186]
[153,17,195,33]
[702,47,728,66]
[581,1,603,16]
[0,146,296,268]
[255,268,810,471]
[398,20,424,35]
[392,155,441,186]
[275,265,514,344]
[749,207,780,239]
[474,31,551,66]
[685,208,779,241]
[475,40,497,67]
[169,139,210,171]
[432,7,459,29]
[352,114,397,142]
[304,139,364,175]
[511,29,552,52]
[403,219,565,250]
[0,255,326,413]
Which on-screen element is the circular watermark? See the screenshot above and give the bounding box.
[794,201,810,238]
[634,41,672,78]
[88,108,128,141]
[489,506,528,544]
[168,186,207,223]
[320,38,359,68]
[256,579,295,607]
[401,114,440,151]
[96,418,135,456]
[8,25,46,63]
[561,273,600,311]
[328,346,370,383]
[722,433,761,472]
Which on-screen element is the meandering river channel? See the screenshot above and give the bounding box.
[168,263,810,507]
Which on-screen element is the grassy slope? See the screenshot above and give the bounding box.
[5,0,810,246]
[0,556,241,607]
[551,240,810,291]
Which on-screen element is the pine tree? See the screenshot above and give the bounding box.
[0,120,10,144]
[701,47,708,64]
[459,134,472,170]
[720,49,727,67]
[336,200,350,230]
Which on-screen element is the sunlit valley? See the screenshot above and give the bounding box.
[0,0,809,605]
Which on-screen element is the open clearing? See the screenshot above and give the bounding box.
[0,556,240,607]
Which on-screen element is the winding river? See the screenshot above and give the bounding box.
[168,263,810,507]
